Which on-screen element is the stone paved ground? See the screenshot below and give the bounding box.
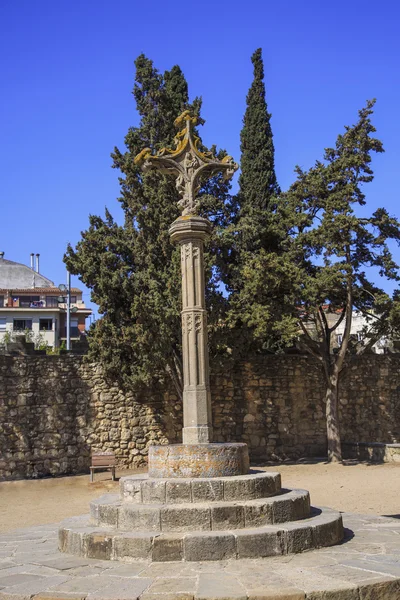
[0,514,399,599]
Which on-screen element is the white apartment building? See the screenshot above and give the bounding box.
[0,253,91,349]
[334,310,388,354]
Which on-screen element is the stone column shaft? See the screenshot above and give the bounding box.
[170,216,212,444]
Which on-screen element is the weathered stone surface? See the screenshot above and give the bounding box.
[152,535,183,562]
[0,574,45,587]
[235,527,284,559]
[90,495,119,527]
[119,471,281,505]
[140,595,193,600]
[51,575,117,594]
[169,216,213,447]
[247,590,305,600]
[118,506,161,532]
[211,504,244,531]
[58,526,87,556]
[141,481,166,505]
[2,353,399,480]
[191,480,224,502]
[34,593,88,600]
[165,481,192,504]
[243,501,273,527]
[141,114,239,448]
[120,477,143,504]
[0,575,70,598]
[284,522,313,554]
[58,507,343,562]
[145,577,196,595]
[1,514,400,600]
[184,532,236,562]
[86,577,153,599]
[92,490,310,532]
[312,509,344,548]
[343,441,400,463]
[38,557,91,571]
[86,534,113,560]
[358,579,400,599]
[263,489,308,524]
[224,476,263,501]
[254,472,282,497]
[196,574,247,600]
[160,506,210,533]
[148,444,249,479]
[113,533,154,561]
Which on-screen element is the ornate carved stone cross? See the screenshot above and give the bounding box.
[135,111,238,444]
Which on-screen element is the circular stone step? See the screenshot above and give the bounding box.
[120,469,281,504]
[90,488,310,531]
[59,506,343,562]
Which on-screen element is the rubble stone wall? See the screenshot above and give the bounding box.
[0,354,399,480]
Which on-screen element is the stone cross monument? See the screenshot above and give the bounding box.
[135,111,238,446]
[59,112,344,564]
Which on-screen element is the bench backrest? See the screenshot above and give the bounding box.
[91,452,116,467]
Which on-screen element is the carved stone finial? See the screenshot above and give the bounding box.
[134,110,238,216]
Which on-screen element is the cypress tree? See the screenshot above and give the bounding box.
[236,47,280,253]
[223,48,282,354]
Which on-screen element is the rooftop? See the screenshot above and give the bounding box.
[0,256,54,289]
[0,252,55,290]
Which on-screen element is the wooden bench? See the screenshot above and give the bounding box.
[90,451,116,482]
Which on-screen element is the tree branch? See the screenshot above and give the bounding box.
[298,319,326,365]
[166,357,183,401]
[336,247,353,374]
[329,308,346,333]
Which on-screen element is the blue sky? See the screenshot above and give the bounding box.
[1,0,399,316]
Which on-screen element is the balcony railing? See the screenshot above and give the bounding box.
[5,301,47,308]
[1,300,84,309]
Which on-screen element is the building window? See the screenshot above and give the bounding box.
[70,317,79,338]
[13,319,32,332]
[0,296,4,308]
[45,296,59,308]
[39,318,52,331]
[0,318,6,331]
[70,296,77,303]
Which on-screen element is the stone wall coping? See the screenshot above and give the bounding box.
[343,441,400,448]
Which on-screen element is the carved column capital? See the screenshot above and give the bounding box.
[169,215,212,244]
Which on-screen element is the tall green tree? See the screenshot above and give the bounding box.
[236,100,400,461]
[235,47,280,255]
[64,55,231,397]
[223,48,282,353]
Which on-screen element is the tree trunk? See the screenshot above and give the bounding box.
[325,375,342,463]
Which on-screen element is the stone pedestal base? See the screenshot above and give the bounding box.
[182,425,212,445]
[148,443,249,479]
[59,467,344,562]
[59,444,345,563]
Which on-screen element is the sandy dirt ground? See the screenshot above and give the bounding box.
[0,461,399,533]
